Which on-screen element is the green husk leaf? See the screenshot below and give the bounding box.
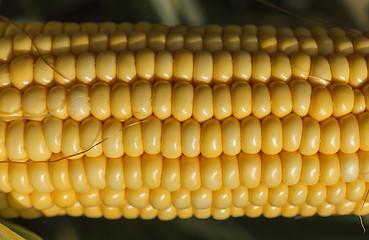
[0,220,42,240]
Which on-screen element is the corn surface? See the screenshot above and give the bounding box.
[1,21,369,220]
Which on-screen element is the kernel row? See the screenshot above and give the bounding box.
[0,190,367,220]
[1,176,368,212]
[1,22,369,59]
[1,21,361,37]
[7,109,369,160]
[1,80,367,123]
[1,152,369,195]
[2,199,368,220]
[2,50,368,90]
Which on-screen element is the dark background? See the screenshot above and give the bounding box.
[1,0,369,239]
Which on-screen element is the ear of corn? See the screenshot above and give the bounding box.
[1,21,369,220]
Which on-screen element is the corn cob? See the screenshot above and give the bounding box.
[2,21,369,220]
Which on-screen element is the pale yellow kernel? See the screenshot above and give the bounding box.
[319,153,340,186]
[142,117,162,155]
[10,55,34,90]
[136,49,155,81]
[30,192,53,210]
[139,204,157,220]
[261,115,283,155]
[261,153,282,188]
[131,80,152,120]
[213,51,233,84]
[155,50,173,81]
[106,157,125,191]
[339,114,360,153]
[271,53,291,82]
[249,184,268,206]
[6,120,28,162]
[359,113,369,151]
[244,204,263,218]
[69,158,89,193]
[150,187,171,210]
[96,50,117,83]
[61,119,82,159]
[241,116,261,154]
[281,151,302,186]
[319,117,340,154]
[161,117,182,159]
[282,113,303,152]
[117,51,137,83]
[9,163,32,193]
[299,117,320,155]
[52,190,77,208]
[221,154,240,189]
[34,55,55,87]
[90,82,111,121]
[142,153,163,189]
[239,152,261,188]
[25,121,52,162]
[221,117,241,156]
[232,185,249,208]
[326,180,346,205]
[181,118,201,157]
[152,81,172,120]
[43,117,63,154]
[161,158,180,191]
[123,155,142,189]
[173,50,193,82]
[301,154,320,186]
[193,50,213,84]
[147,31,166,51]
[80,117,103,157]
[269,81,292,118]
[291,52,311,80]
[47,86,68,119]
[28,162,54,194]
[251,51,271,83]
[288,182,308,206]
[201,156,222,191]
[77,188,101,207]
[172,188,191,209]
[192,187,212,209]
[252,83,271,118]
[0,162,11,193]
[123,118,143,157]
[49,156,72,192]
[52,34,70,56]
[309,86,333,122]
[84,155,107,190]
[8,191,32,211]
[231,81,252,119]
[111,83,132,121]
[307,183,326,207]
[193,85,213,123]
[338,152,359,182]
[330,83,354,117]
[172,82,193,121]
[67,84,90,121]
[213,84,232,120]
[180,156,200,191]
[71,33,89,55]
[201,119,222,158]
